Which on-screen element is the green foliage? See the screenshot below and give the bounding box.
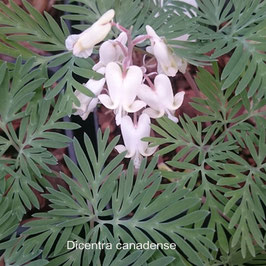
[0,234,48,266]
[16,130,216,266]
[0,0,102,109]
[55,0,208,65]
[0,57,80,219]
[146,65,266,262]
[45,54,103,113]
[0,0,65,53]
[0,197,19,243]
[190,0,266,97]
[0,0,265,265]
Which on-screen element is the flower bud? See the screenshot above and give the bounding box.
[65,9,115,58]
[146,25,187,76]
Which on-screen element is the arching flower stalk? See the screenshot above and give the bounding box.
[66,15,186,165]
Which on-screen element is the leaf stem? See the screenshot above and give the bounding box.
[0,121,20,152]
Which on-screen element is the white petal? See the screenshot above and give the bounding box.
[85,78,105,95]
[142,107,164,118]
[157,62,163,74]
[80,112,90,120]
[165,109,179,123]
[120,115,137,157]
[114,106,124,126]
[69,9,114,58]
[65,34,80,50]
[174,34,189,41]
[135,113,151,155]
[122,65,143,106]
[95,9,115,25]
[73,90,91,108]
[172,91,185,109]
[140,146,158,157]
[153,41,171,65]
[133,152,142,169]
[146,25,160,40]
[116,31,128,45]
[98,94,117,109]
[154,74,174,107]
[105,62,123,106]
[137,84,161,111]
[73,44,93,58]
[87,98,99,113]
[164,66,177,77]
[180,0,198,8]
[136,113,151,138]
[146,46,153,54]
[79,9,114,49]
[175,56,188,74]
[99,41,117,65]
[136,114,157,157]
[124,100,146,113]
[115,144,127,154]
[78,23,112,50]
[93,61,105,72]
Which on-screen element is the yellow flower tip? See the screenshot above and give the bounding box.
[158,163,173,172]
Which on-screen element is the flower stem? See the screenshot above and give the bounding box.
[184,71,200,97]
[143,74,155,90]
[115,41,127,57]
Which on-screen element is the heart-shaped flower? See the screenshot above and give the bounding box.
[93,32,127,72]
[98,62,146,125]
[115,114,157,168]
[137,74,185,122]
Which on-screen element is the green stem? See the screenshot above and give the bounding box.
[184,71,200,97]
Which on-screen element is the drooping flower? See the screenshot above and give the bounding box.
[137,74,185,122]
[146,25,187,76]
[93,32,128,72]
[65,9,115,58]
[98,62,146,125]
[115,114,157,168]
[73,76,105,120]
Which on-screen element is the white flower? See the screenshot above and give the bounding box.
[181,0,197,18]
[65,9,115,58]
[137,74,185,122]
[93,32,127,72]
[98,62,146,125]
[181,0,198,8]
[146,25,187,76]
[115,114,157,169]
[73,76,105,120]
[153,0,197,8]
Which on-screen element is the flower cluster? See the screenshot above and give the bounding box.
[66,9,186,168]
